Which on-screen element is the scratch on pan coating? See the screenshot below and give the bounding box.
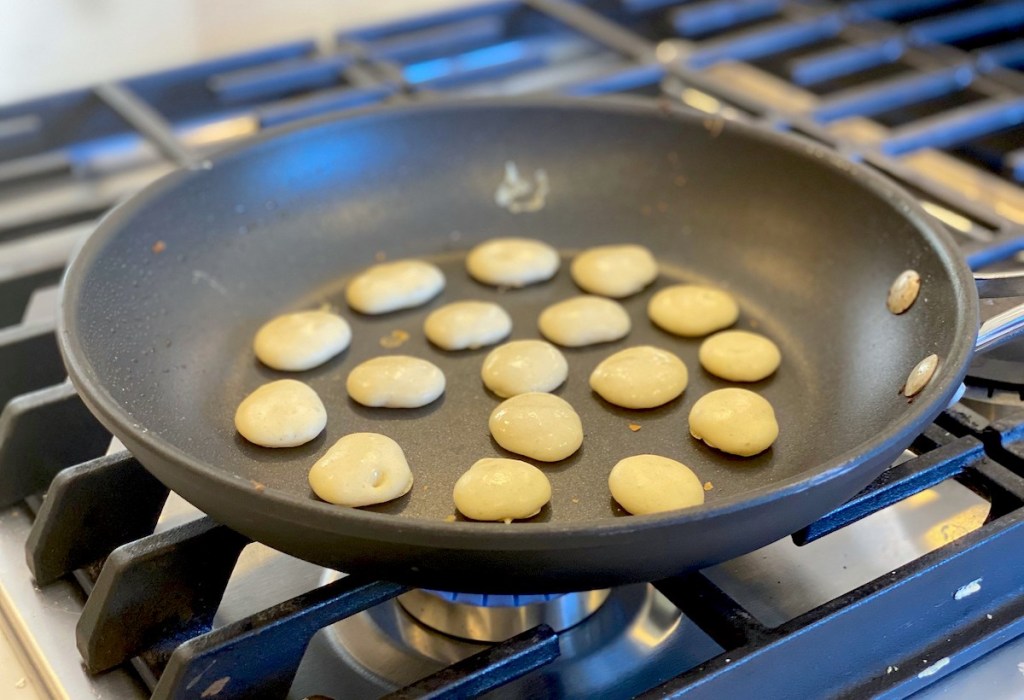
[192,270,228,296]
[1017,662,1024,677]
[917,657,949,678]
[954,578,982,600]
[185,659,218,690]
[201,676,231,697]
[495,161,549,213]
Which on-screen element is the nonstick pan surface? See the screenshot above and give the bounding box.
[59,98,977,592]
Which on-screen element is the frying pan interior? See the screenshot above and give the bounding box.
[61,100,974,588]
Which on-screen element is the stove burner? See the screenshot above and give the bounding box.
[966,348,1024,399]
[421,590,565,606]
[314,575,709,698]
[5,0,1024,697]
[398,589,610,642]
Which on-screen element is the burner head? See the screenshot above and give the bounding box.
[316,582,692,697]
[398,589,610,643]
[420,591,565,606]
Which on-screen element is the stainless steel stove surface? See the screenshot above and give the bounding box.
[3,1,1024,699]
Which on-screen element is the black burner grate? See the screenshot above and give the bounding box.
[2,1,1024,698]
[3,335,1023,697]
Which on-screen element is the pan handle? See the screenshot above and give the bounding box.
[974,270,1024,299]
[950,298,1021,408]
[969,234,1024,354]
[975,301,1024,354]
[946,270,1023,408]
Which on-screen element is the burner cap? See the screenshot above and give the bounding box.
[421,590,563,607]
[398,588,610,642]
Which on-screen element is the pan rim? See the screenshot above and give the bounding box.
[58,95,978,549]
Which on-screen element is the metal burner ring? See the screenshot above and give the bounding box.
[397,588,611,642]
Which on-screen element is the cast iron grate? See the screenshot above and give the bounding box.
[2,325,1023,697]
[3,0,1024,241]
[1,1,1024,698]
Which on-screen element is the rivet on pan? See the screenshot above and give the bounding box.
[887,270,921,314]
[904,354,939,397]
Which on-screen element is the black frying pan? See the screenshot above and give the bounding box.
[59,98,981,593]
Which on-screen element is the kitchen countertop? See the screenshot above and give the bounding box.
[0,628,37,699]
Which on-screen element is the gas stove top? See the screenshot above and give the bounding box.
[2,1,1024,698]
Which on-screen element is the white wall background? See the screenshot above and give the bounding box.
[0,0,485,104]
